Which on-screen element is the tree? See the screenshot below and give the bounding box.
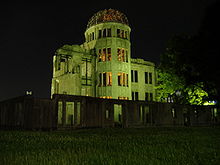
[192,1,220,104]
[157,1,220,105]
[157,35,209,105]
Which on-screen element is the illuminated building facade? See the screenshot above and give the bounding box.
[51,9,156,101]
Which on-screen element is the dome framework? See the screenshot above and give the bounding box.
[87,9,129,29]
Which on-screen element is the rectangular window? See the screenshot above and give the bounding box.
[150,93,153,101]
[117,29,120,37]
[122,73,126,86]
[98,30,102,38]
[132,92,139,100]
[66,102,74,125]
[107,48,111,61]
[99,72,112,86]
[103,29,106,37]
[135,92,139,100]
[125,31,128,39]
[125,50,128,62]
[92,32,94,40]
[107,72,112,86]
[55,56,61,71]
[149,72,152,84]
[126,74,129,87]
[117,48,121,61]
[122,49,125,62]
[134,70,138,82]
[145,92,149,101]
[117,48,126,62]
[102,48,106,61]
[98,48,111,62]
[103,72,107,86]
[107,28,111,37]
[99,73,102,86]
[117,72,127,86]
[132,92,135,100]
[131,70,134,82]
[145,72,148,84]
[98,49,102,62]
[121,30,124,38]
[118,73,122,86]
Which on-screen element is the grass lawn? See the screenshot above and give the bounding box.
[0,127,219,165]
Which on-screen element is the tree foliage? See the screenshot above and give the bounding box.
[157,2,220,104]
[157,35,209,105]
[157,1,220,105]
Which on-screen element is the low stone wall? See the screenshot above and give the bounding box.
[0,94,219,130]
[0,96,57,130]
[53,94,219,128]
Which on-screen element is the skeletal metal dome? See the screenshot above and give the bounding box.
[87,9,129,29]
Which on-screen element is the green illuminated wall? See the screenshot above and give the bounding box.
[131,59,156,101]
[83,22,131,99]
[51,44,96,97]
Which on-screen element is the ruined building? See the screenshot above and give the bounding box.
[51,9,156,101]
[0,9,219,130]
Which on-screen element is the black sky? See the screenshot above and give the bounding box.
[0,0,216,100]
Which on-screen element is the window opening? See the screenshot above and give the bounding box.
[121,30,124,38]
[103,72,107,86]
[107,28,111,37]
[131,70,134,82]
[117,29,120,37]
[98,48,111,62]
[102,48,106,61]
[99,73,102,86]
[117,48,126,62]
[98,49,102,62]
[117,72,128,86]
[103,29,107,37]
[134,70,138,82]
[145,72,148,84]
[126,74,129,87]
[149,72,152,84]
[125,50,128,62]
[99,72,112,86]
[107,72,112,86]
[150,93,153,101]
[98,30,102,38]
[107,48,111,61]
[118,73,122,86]
[125,31,128,39]
[145,92,149,101]
[92,32,94,40]
[132,92,135,100]
[135,92,139,100]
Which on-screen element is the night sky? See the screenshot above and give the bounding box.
[0,0,216,101]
